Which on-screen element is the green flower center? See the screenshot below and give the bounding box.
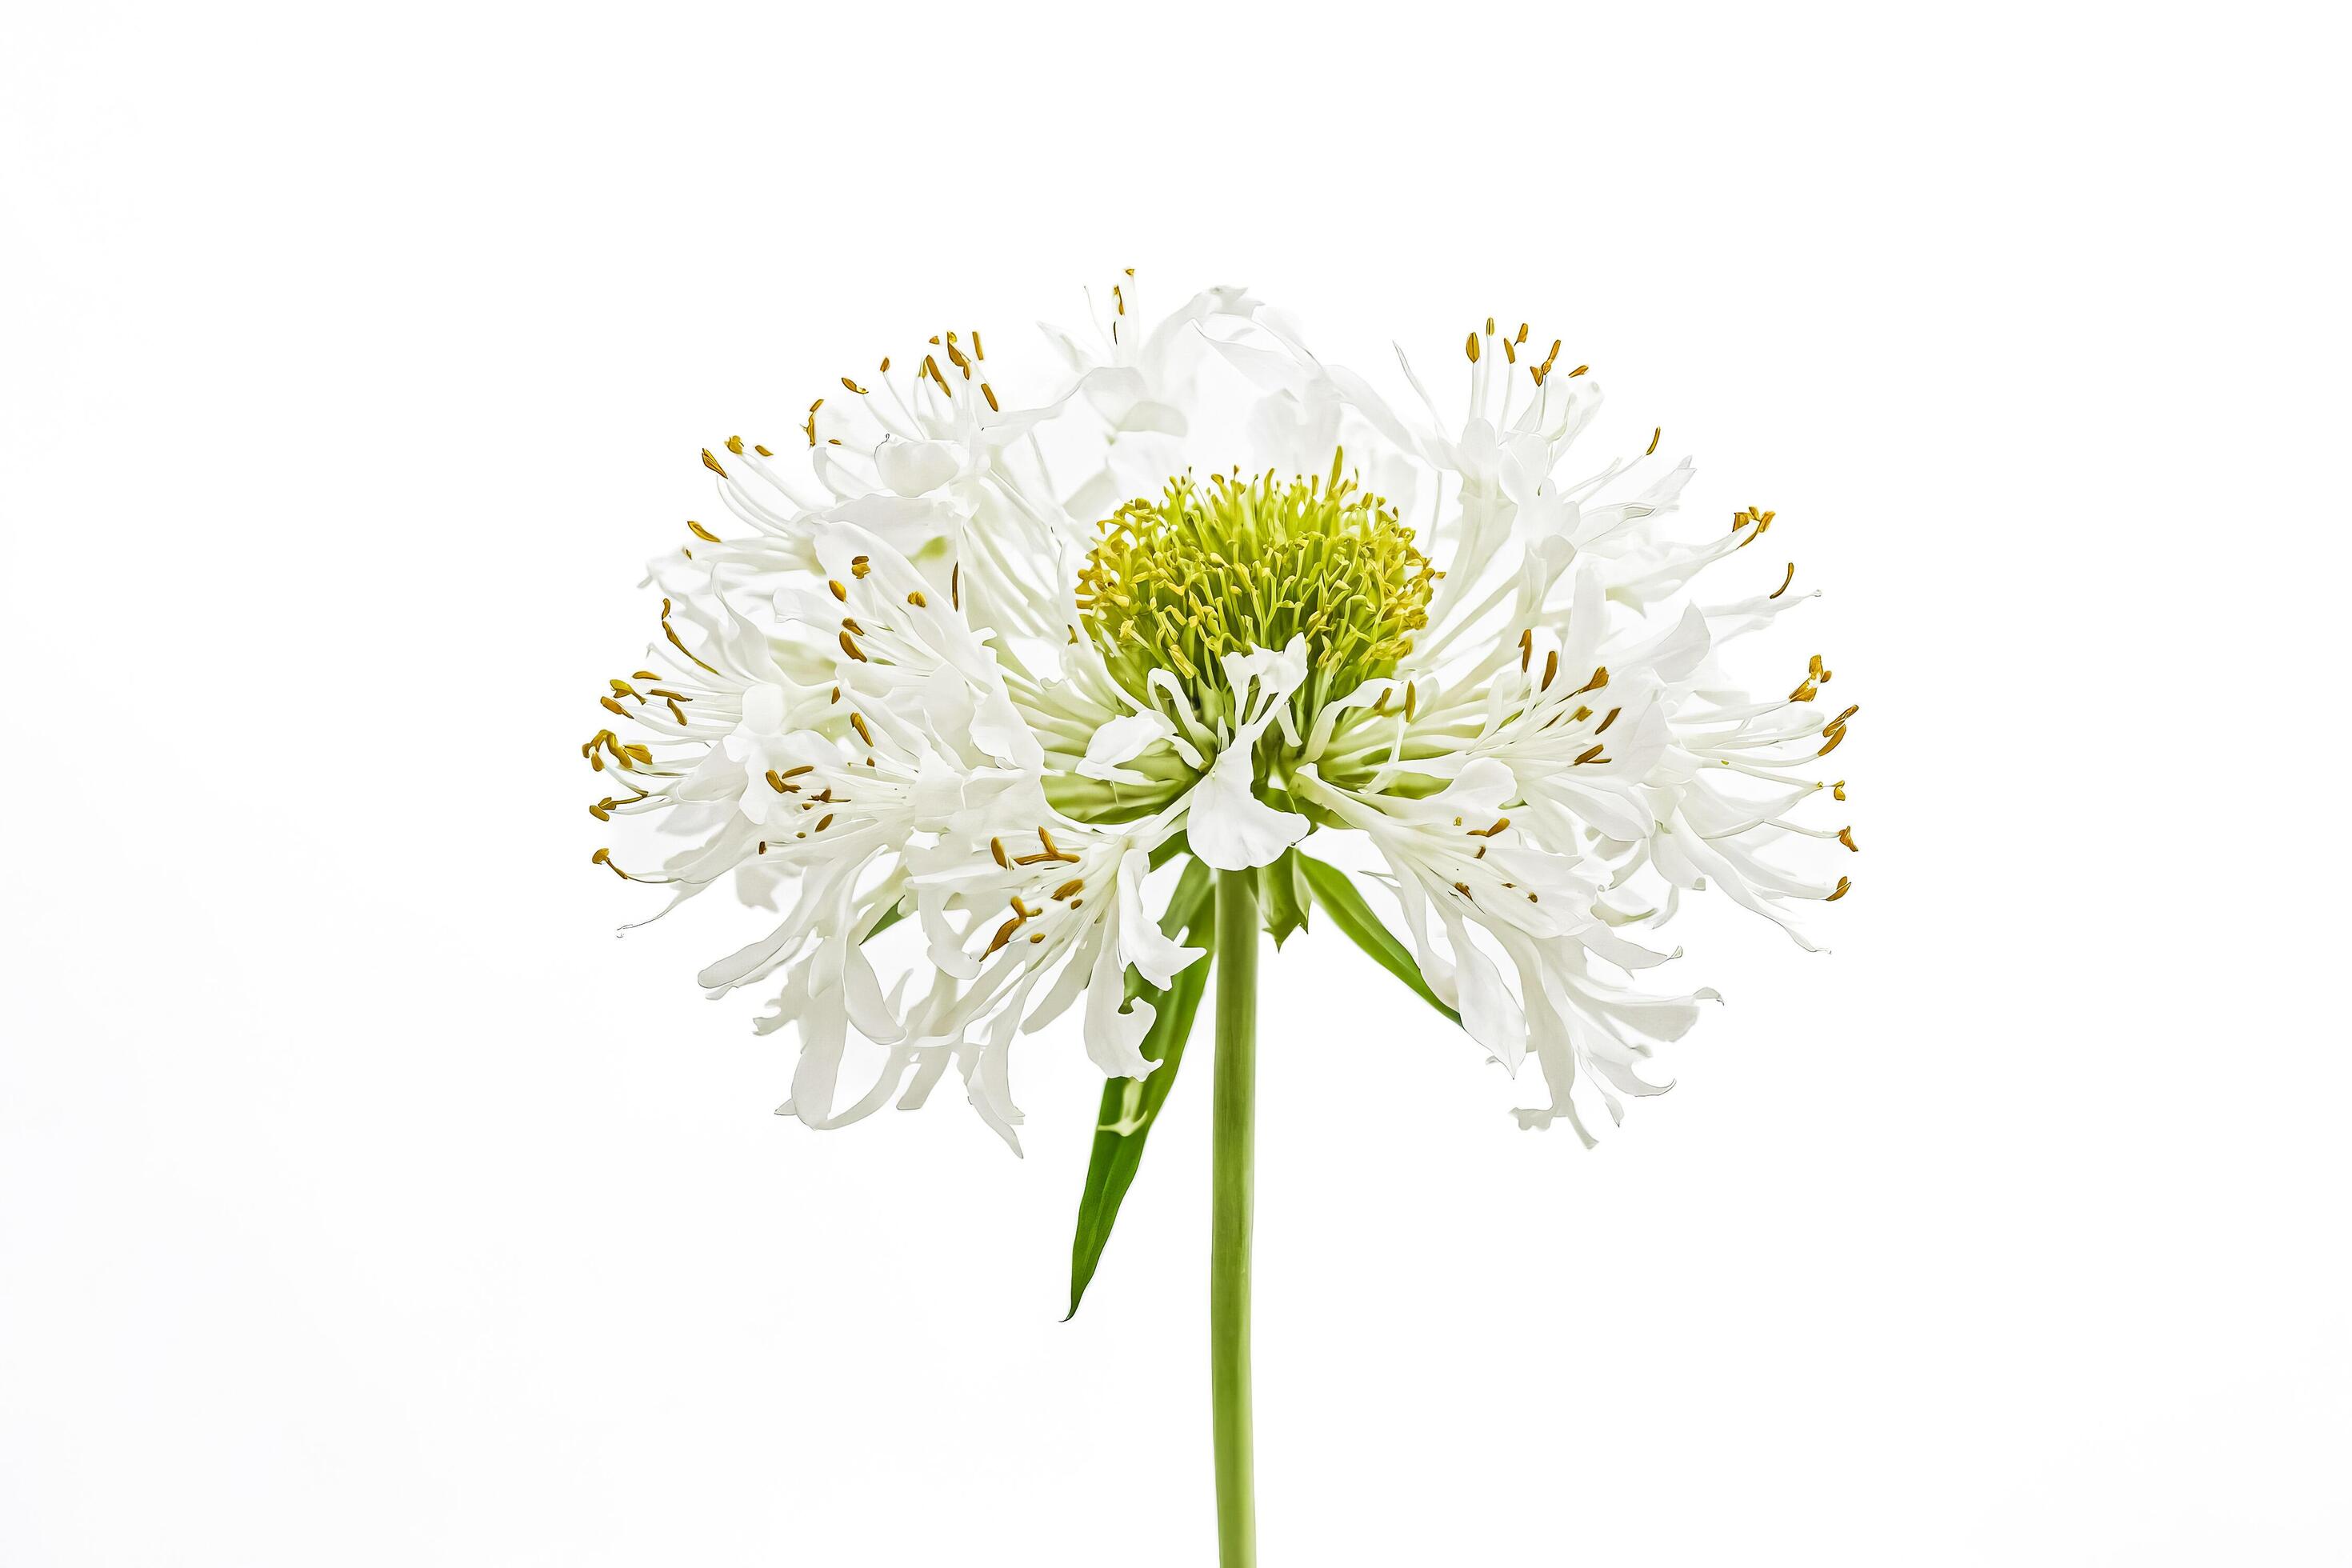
[1076,451,1436,731]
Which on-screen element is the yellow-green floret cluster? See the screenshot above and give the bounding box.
[1077,451,1437,730]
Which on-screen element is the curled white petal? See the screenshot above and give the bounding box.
[1186,743,1308,871]
[1078,711,1175,785]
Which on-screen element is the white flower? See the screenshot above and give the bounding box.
[583,282,1855,1149]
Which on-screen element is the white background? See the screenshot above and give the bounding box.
[4,3,2346,1564]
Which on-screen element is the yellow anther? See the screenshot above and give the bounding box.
[702,448,728,477]
[661,598,719,674]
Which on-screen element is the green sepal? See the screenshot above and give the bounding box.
[1258,847,1310,948]
[1064,856,1217,1319]
[1294,854,1462,1026]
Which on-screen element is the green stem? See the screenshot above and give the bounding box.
[1211,868,1258,1568]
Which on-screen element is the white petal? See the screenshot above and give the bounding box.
[970,682,1044,771]
[1116,849,1207,987]
[1442,912,1527,1072]
[1186,743,1309,871]
[1082,931,1160,1079]
[740,681,786,733]
[1078,710,1174,785]
[875,438,960,496]
[1219,634,1309,722]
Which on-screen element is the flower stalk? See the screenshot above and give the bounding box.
[1210,868,1258,1568]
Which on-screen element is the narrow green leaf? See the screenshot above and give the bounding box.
[1258,847,1310,948]
[862,898,906,943]
[1065,857,1216,1319]
[1294,854,1462,1026]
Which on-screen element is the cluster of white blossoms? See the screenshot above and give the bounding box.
[584,279,1855,1150]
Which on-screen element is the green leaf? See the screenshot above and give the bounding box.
[1294,854,1462,1026]
[1065,857,1216,1319]
[1147,829,1191,870]
[1258,848,1310,948]
[862,898,906,943]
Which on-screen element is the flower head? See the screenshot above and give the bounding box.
[583,280,1856,1149]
